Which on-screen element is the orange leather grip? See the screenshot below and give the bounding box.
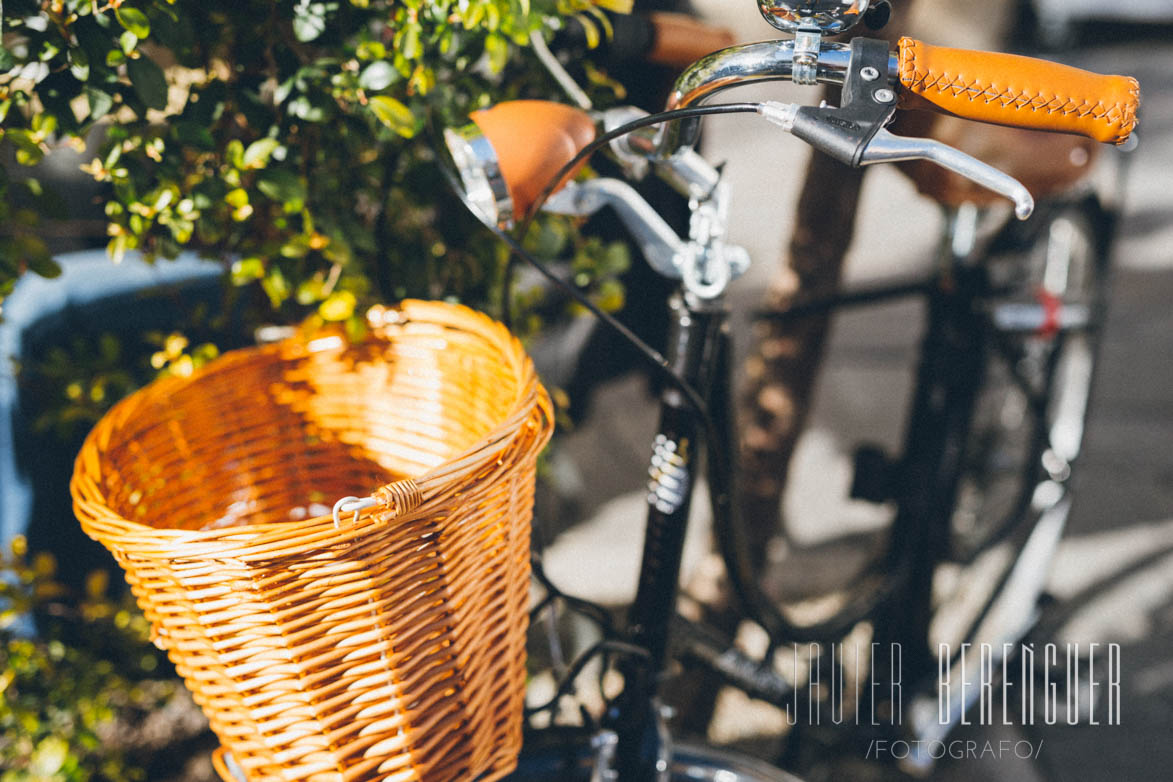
[647,12,736,68]
[897,37,1139,145]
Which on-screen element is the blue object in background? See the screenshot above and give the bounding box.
[0,249,223,578]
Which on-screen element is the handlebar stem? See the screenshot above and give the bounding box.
[603,107,722,200]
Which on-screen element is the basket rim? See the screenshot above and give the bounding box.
[71,299,553,545]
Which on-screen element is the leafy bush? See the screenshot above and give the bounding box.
[1,1,636,777]
[1,536,185,781]
[1,0,630,327]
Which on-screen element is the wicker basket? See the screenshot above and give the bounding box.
[71,300,553,782]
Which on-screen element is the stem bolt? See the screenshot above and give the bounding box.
[861,66,881,82]
[874,88,896,104]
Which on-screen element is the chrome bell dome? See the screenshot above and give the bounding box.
[757,0,872,34]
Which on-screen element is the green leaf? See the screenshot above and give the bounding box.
[319,290,356,321]
[127,56,168,111]
[120,30,140,54]
[107,234,129,264]
[6,130,45,166]
[256,168,307,210]
[274,77,295,105]
[296,275,326,305]
[224,188,249,208]
[116,7,152,39]
[358,61,395,91]
[69,48,91,81]
[230,257,265,285]
[368,95,414,137]
[484,33,509,74]
[30,736,69,777]
[602,241,631,275]
[21,237,61,278]
[463,2,486,28]
[279,235,311,258]
[172,121,214,150]
[400,23,422,60]
[408,64,435,95]
[84,88,114,121]
[242,138,280,169]
[31,112,57,136]
[356,40,386,60]
[0,46,15,71]
[225,139,244,169]
[166,216,194,244]
[594,277,625,312]
[288,94,330,122]
[528,217,570,258]
[293,2,329,42]
[261,267,290,307]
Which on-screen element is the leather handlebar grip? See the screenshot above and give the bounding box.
[897,37,1140,145]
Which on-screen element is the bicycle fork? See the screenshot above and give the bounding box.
[607,295,730,781]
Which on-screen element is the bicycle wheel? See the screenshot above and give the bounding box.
[507,727,804,782]
[218,740,804,782]
[947,198,1110,563]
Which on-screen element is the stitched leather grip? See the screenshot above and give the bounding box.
[898,37,1139,145]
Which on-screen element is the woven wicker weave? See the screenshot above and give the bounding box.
[71,300,553,782]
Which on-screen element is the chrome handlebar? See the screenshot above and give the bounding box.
[655,40,899,159]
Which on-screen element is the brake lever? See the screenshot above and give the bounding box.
[775,101,1036,221]
[860,129,1035,220]
[765,35,1035,221]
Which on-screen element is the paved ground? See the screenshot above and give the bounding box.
[537,9,1173,782]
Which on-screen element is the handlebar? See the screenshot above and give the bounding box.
[447,35,1139,232]
[657,37,1140,159]
[659,40,872,156]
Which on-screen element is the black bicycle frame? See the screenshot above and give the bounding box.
[587,199,1108,775]
[602,267,984,775]
[605,294,731,779]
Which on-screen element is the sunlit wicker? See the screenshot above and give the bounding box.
[71,300,553,782]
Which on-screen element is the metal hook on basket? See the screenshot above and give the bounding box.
[332,495,376,529]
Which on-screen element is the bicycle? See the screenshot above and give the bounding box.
[440,1,1139,779]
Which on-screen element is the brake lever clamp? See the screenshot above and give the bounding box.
[682,180,750,301]
[789,37,896,166]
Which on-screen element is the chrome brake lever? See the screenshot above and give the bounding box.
[762,101,1038,221]
[543,179,686,280]
[860,128,1035,220]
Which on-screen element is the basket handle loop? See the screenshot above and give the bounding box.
[332,479,421,528]
[374,478,423,518]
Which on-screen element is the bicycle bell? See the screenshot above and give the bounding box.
[757,0,871,34]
